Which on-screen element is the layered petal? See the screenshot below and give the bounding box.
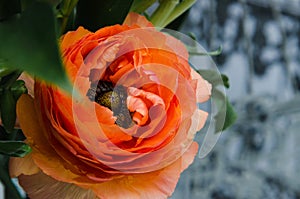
[16,94,115,185]
[9,153,40,177]
[60,26,92,51]
[190,69,212,103]
[90,142,198,199]
[19,172,96,199]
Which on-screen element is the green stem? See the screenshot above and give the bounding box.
[130,0,157,13]
[162,0,196,27]
[150,0,179,27]
[59,0,78,35]
[0,156,22,199]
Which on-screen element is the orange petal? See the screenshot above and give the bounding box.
[195,109,208,132]
[190,69,212,103]
[90,142,198,199]
[9,153,40,177]
[127,96,148,125]
[16,94,108,185]
[60,26,92,51]
[123,12,153,27]
[127,87,165,108]
[179,142,199,171]
[19,172,97,199]
[127,87,165,126]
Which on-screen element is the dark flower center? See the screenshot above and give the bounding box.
[86,81,134,128]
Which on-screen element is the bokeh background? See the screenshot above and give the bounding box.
[172,0,300,198]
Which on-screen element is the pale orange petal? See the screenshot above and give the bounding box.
[190,69,212,103]
[123,12,153,27]
[180,142,199,171]
[60,26,92,51]
[127,87,165,107]
[9,153,40,177]
[127,87,165,126]
[19,172,97,199]
[196,109,208,132]
[90,142,198,199]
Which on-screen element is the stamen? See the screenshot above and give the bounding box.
[86,81,134,128]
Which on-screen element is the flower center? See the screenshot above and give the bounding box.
[86,81,134,128]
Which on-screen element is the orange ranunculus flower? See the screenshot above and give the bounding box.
[10,13,211,199]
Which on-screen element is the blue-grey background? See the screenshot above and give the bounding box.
[172,0,300,199]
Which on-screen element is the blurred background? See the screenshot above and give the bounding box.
[172,0,300,198]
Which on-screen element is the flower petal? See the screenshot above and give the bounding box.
[127,87,165,126]
[16,94,113,185]
[196,109,208,132]
[9,153,40,177]
[123,12,153,27]
[190,69,212,103]
[60,26,91,51]
[91,142,198,199]
[19,172,97,199]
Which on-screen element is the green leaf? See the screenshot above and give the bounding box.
[75,0,134,31]
[0,71,21,89]
[11,80,28,99]
[0,127,27,142]
[221,74,230,88]
[187,32,197,41]
[211,91,237,132]
[189,45,223,56]
[196,69,237,132]
[0,67,16,79]
[0,141,31,157]
[197,69,228,87]
[21,0,63,10]
[212,88,237,131]
[0,0,21,21]
[0,90,17,133]
[20,0,33,11]
[0,2,72,93]
[42,0,63,6]
[165,6,189,30]
[0,75,27,133]
[0,155,22,199]
[223,98,237,130]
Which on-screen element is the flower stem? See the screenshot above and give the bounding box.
[162,0,196,27]
[150,0,179,27]
[59,0,78,35]
[130,0,157,13]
